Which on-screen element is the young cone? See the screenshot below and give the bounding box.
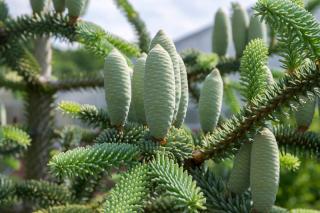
[144,45,175,140]
[52,0,66,13]
[295,96,316,132]
[174,55,189,128]
[104,49,131,127]
[251,128,280,212]
[248,16,267,43]
[150,30,180,121]
[66,0,86,22]
[231,2,249,58]
[30,0,47,14]
[199,69,223,133]
[127,67,136,122]
[132,53,147,124]
[228,142,251,194]
[212,8,230,56]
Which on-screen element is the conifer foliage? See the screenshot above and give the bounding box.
[1,0,320,212]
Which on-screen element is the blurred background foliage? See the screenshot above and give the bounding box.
[52,48,103,79]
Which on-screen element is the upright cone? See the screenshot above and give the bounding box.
[30,0,47,14]
[228,142,251,194]
[132,53,147,124]
[127,67,136,122]
[174,55,189,128]
[66,0,86,21]
[251,128,280,212]
[144,45,175,140]
[104,49,131,127]
[212,8,230,56]
[295,96,316,132]
[231,2,249,57]
[150,30,180,121]
[199,69,223,133]
[248,15,267,43]
[53,0,66,13]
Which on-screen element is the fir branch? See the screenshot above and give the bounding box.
[0,13,140,58]
[34,204,97,213]
[48,77,104,92]
[95,122,147,145]
[240,39,269,101]
[150,154,206,212]
[216,56,240,75]
[139,128,194,162]
[1,13,76,45]
[104,164,150,212]
[255,0,320,60]
[16,179,72,208]
[144,196,182,213]
[0,175,16,206]
[196,63,320,163]
[58,101,110,128]
[279,153,301,172]
[223,77,241,114]
[49,143,140,179]
[70,172,104,203]
[191,168,252,212]
[0,125,31,155]
[56,125,97,151]
[0,74,26,91]
[95,125,193,162]
[76,21,140,58]
[113,0,150,52]
[1,45,41,85]
[273,125,320,159]
[182,49,219,79]
[278,31,304,71]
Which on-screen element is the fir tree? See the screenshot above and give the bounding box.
[0,0,320,212]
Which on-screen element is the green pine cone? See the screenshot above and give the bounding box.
[228,142,251,194]
[132,53,147,124]
[212,8,230,56]
[104,49,131,127]
[248,15,267,43]
[174,55,189,128]
[150,30,180,121]
[80,0,90,16]
[295,96,316,132]
[251,128,280,213]
[127,67,136,122]
[66,0,86,18]
[199,69,223,133]
[53,0,66,13]
[30,0,47,14]
[231,2,249,58]
[144,44,175,139]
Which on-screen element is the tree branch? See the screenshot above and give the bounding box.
[48,77,103,92]
[191,64,320,164]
